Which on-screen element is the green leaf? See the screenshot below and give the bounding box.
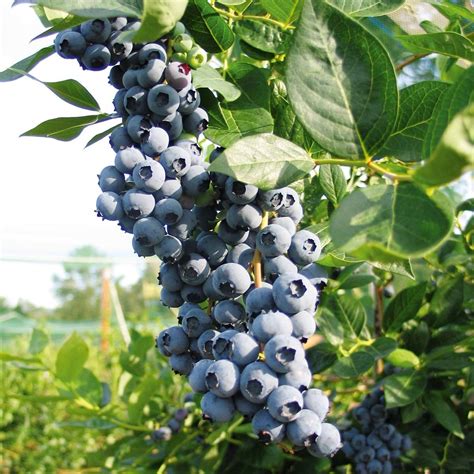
[192,65,241,102]
[432,3,474,24]
[364,337,397,359]
[329,183,454,262]
[207,133,314,189]
[0,46,54,82]
[415,104,474,187]
[429,274,464,327]
[423,66,474,159]
[55,332,89,383]
[317,306,345,347]
[261,0,303,23]
[424,392,464,439]
[119,330,154,376]
[396,32,474,62]
[370,259,415,279]
[338,274,375,289]
[127,374,160,424]
[234,20,291,54]
[32,0,142,17]
[332,351,375,378]
[286,0,398,159]
[182,0,234,53]
[272,94,322,155]
[383,369,427,408]
[401,399,424,423]
[28,328,49,355]
[319,293,367,341]
[307,342,338,372]
[318,164,347,206]
[133,0,188,43]
[219,0,248,5]
[21,113,110,141]
[85,124,120,148]
[381,81,450,162]
[386,348,420,368]
[32,14,87,40]
[42,79,100,111]
[327,0,405,17]
[0,352,42,364]
[384,282,427,332]
[73,368,102,406]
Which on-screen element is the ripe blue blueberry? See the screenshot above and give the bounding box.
[303,389,330,421]
[307,423,342,458]
[201,392,235,423]
[264,335,305,373]
[256,224,292,258]
[122,189,155,219]
[205,360,240,398]
[251,409,285,444]
[188,359,213,393]
[240,361,278,404]
[96,192,123,221]
[287,408,322,446]
[267,385,303,423]
[272,273,318,314]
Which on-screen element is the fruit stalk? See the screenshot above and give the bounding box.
[251,212,269,288]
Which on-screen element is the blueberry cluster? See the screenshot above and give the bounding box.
[152,407,189,442]
[54,16,341,458]
[341,389,412,474]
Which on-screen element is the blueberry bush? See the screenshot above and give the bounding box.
[1,0,473,472]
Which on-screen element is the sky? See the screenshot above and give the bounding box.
[0,4,144,309]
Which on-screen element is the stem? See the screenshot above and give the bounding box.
[314,158,366,167]
[367,160,412,182]
[374,284,384,375]
[251,212,269,288]
[212,6,295,30]
[101,415,151,433]
[395,53,430,72]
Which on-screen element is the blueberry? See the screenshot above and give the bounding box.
[174,138,202,163]
[370,404,387,423]
[290,310,316,341]
[376,447,390,462]
[167,418,181,433]
[81,44,111,71]
[54,31,86,59]
[245,286,275,317]
[110,17,128,31]
[279,363,312,392]
[113,89,128,117]
[132,236,154,257]
[381,461,392,474]
[225,178,258,205]
[96,192,123,221]
[234,394,260,418]
[124,86,149,115]
[388,432,402,450]
[351,433,367,450]
[263,255,298,283]
[201,392,235,423]
[98,166,125,193]
[226,244,254,269]
[158,263,183,292]
[165,62,192,91]
[118,216,136,234]
[159,146,192,178]
[181,165,210,196]
[133,158,166,192]
[227,204,262,230]
[183,108,209,136]
[137,59,166,88]
[122,67,139,88]
[160,288,184,308]
[213,300,246,327]
[212,329,238,360]
[167,209,197,240]
[367,432,383,449]
[114,146,145,174]
[178,253,211,286]
[197,235,228,268]
[251,310,293,343]
[256,224,292,258]
[240,361,278,404]
[122,189,155,219]
[273,273,318,314]
[157,326,189,355]
[110,126,133,152]
[155,235,183,263]
[277,187,300,215]
[153,179,183,201]
[169,352,193,375]
[178,87,201,115]
[288,230,322,266]
[133,217,165,246]
[300,263,328,290]
[205,360,240,398]
[269,216,296,236]
[212,263,251,298]
[147,84,180,116]
[187,46,207,69]
[355,463,368,474]
[140,127,170,157]
[258,189,284,211]
[188,359,214,393]
[138,43,167,64]
[401,435,412,452]
[264,335,305,373]
[156,112,183,140]
[303,389,330,421]
[218,220,249,245]
[355,447,376,464]
[107,30,133,62]
[151,427,172,441]
[227,333,259,366]
[267,385,303,423]
[287,408,322,446]
[251,409,285,444]
[307,422,341,457]
[197,329,220,359]
[173,33,193,52]
[154,198,183,225]
[182,306,212,337]
[80,19,112,43]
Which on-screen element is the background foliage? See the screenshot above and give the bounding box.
[1,0,473,472]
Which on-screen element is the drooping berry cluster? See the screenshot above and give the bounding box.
[151,406,190,442]
[54,15,341,459]
[341,389,412,474]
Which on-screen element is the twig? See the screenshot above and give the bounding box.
[251,212,269,288]
[374,285,385,375]
[395,53,430,72]
[212,6,295,30]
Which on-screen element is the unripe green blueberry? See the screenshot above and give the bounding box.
[172,21,186,38]
[171,52,187,63]
[173,33,193,53]
[187,46,208,69]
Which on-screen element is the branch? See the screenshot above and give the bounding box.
[212,6,295,30]
[395,52,430,72]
